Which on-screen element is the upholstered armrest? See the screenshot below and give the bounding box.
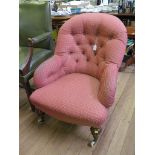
[28,32,51,45]
[98,62,118,108]
[33,55,65,88]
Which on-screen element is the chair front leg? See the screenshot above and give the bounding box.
[88,127,102,147]
[36,109,45,125]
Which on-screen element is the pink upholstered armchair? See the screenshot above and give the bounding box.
[30,13,127,146]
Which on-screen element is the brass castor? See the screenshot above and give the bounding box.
[37,115,45,124]
[88,127,102,147]
[37,110,45,125]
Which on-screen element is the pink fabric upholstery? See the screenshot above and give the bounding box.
[30,73,107,127]
[30,13,127,127]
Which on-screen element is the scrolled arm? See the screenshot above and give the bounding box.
[98,62,118,108]
[33,55,65,88]
[21,32,51,76]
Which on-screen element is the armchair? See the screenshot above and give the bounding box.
[30,13,127,146]
[19,1,54,111]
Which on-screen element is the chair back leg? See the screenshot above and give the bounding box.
[23,80,35,112]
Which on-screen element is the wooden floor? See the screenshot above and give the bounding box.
[19,71,135,155]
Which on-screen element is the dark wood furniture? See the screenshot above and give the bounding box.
[52,13,135,30]
[124,26,135,68]
[52,13,135,72]
[127,26,135,38]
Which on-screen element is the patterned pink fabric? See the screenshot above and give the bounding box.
[30,13,127,127]
[30,73,107,127]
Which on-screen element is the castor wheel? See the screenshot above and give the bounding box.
[36,110,45,125]
[37,116,45,125]
[88,127,102,147]
[88,140,96,147]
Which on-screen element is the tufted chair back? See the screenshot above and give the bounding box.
[34,13,127,89]
[54,13,127,79]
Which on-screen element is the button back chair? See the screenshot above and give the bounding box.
[19,1,54,111]
[30,13,127,146]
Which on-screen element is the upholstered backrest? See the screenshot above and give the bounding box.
[19,1,52,49]
[54,13,127,79]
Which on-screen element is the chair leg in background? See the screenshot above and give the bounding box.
[88,127,102,147]
[23,80,35,112]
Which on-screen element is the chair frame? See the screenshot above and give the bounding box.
[19,33,52,112]
[29,13,127,147]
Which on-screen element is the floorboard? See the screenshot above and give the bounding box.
[19,72,135,155]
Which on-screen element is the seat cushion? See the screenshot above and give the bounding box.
[30,73,108,127]
[19,46,52,72]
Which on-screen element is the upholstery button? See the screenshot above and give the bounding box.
[71,31,75,35]
[82,51,85,54]
[109,34,114,40]
[70,51,73,54]
[96,31,99,36]
[89,40,93,45]
[87,58,89,61]
[77,42,80,45]
[76,59,79,63]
